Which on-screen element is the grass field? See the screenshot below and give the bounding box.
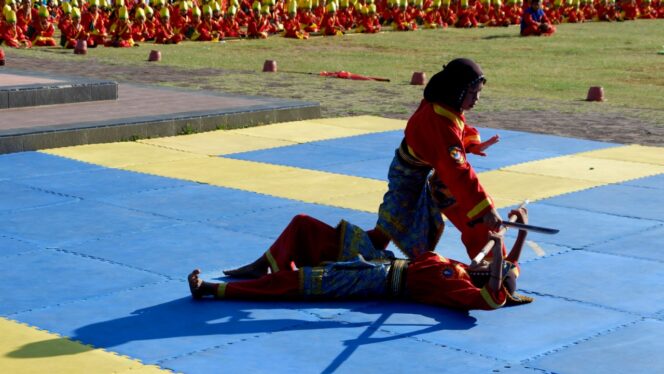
[8,19,664,124]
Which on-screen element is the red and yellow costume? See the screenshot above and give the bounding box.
[61,8,88,48]
[16,1,34,35]
[154,7,183,43]
[357,4,382,33]
[455,0,478,27]
[215,215,508,310]
[80,0,107,47]
[105,6,134,47]
[31,6,56,46]
[1,10,31,48]
[320,2,344,35]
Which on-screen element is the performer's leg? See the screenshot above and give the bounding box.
[188,269,300,300]
[224,214,339,278]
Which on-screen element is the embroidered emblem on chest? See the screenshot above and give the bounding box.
[442,267,455,278]
[448,146,466,165]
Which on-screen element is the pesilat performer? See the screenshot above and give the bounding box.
[188,207,533,310]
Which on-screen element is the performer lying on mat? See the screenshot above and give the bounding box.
[188,208,533,310]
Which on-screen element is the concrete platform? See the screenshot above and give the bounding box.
[0,71,118,109]
[0,70,321,154]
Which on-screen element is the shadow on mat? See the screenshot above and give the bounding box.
[7,297,476,360]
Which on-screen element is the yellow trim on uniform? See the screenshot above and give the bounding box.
[467,198,492,219]
[265,250,280,273]
[464,134,481,143]
[433,104,465,131]
[217,282,227,298]
[406,144,427,164]
[480,286,506,309]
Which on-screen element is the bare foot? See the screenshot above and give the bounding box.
[223,255,269,279]
[188,269,205,299]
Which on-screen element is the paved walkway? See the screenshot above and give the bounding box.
[0,70,320,153]
[1,115,663,374]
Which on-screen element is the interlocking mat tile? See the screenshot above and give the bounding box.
[3,116,663,373]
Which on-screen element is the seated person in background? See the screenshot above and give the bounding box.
[31,5,57,47]
[521,0,555,36]
[188,208,533,310]
[1,10,32,48]
[105,6,134,47]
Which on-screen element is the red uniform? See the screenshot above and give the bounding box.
[62,20,88,48]
[455,5,478,27]
[16,6,34,34]
[0,22,31,48]
[154,18,183,43]
[131,20,152,41]
[404,101,497,259]
[357,13,382,33]
[283,16,309,38]
[105,20,134,47]
[217,215,507,310]
[320,12,344,35]
[298,10,320,32]
[81,9,107,47]
[30,18,57,46]
[221,16,243,37]
[246,15,270,38]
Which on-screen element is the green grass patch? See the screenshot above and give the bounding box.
[9,19,664,123]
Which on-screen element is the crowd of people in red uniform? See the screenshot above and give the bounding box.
[0,0,662,48]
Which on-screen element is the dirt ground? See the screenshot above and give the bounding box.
[10,55,664,147]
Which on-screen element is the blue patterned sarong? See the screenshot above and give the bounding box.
[300,221,396,298]
[376,143,444,259]
[300,256,390,299]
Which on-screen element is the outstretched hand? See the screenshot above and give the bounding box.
[467,134,500,156]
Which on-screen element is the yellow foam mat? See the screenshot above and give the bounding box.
[139,131,297,156]
[311,115,406,132]
[505,154,664,183]
[0,317,168,374]
[230,117,402,143]
[44,118,663,213]
[43,142,205,169]
[575,144,664,166]
[130,157,387,212]
[478,170,600,203]
[132,116,405,157]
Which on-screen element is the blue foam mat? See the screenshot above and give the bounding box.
[0,199,179,247]
[510,202,661,249]
[520,250,664,315]
[541,182,664,222]
[2,126,663,373]
[0,180,75,213]
[0,235,41,258]
[474,129,618,154]
[0,151,99,181]
[96,184,306,224]
[217,202,377,240]
[624,173,664,189]
[337,298,635,363]
[62,222,276,279]
[160,318,508,374]
[528,319,664,373]
[16,168,191,200]
[583,224,664,263]
[10,282,363,363]
[0,250,165,315]
[228,130,617,176]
